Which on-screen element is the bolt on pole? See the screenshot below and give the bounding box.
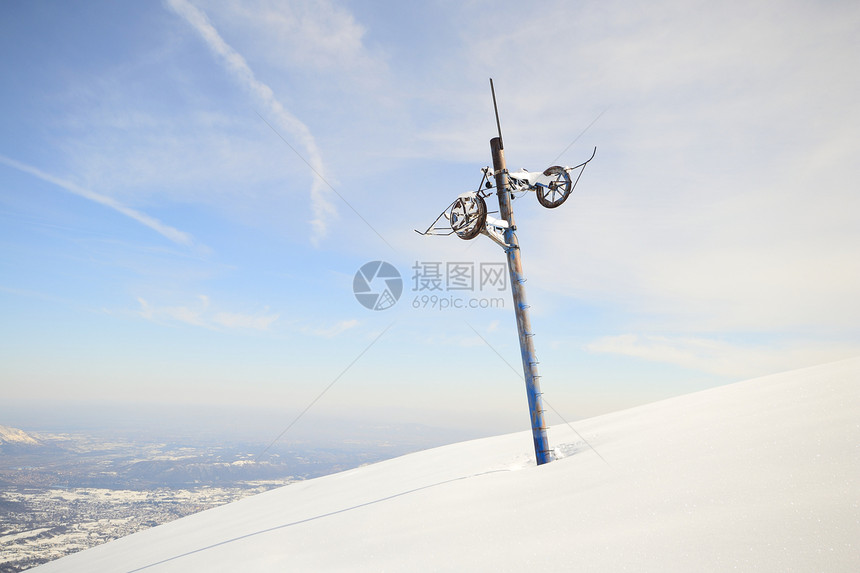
[490,136,552,465]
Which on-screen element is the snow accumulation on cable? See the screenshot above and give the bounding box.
[32,357,860,572]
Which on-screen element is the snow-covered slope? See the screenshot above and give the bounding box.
[32,358,860,572]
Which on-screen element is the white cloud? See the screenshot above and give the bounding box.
[137,295,278,331]
[313,319,360,339]
[463,0,860,334]
[64,112,285,200]
[586,333,860,379]
[137,296,209,328]
[525,162,860,332]
[0,154,197,248]
[198,0,383,76]
[166,0,337,243]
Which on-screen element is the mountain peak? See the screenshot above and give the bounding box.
[0,424,40,446]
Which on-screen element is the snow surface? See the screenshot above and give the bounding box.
[32,358,860,572]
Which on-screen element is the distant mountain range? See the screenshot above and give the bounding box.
[0,426,401,490]
[0,424,40,446]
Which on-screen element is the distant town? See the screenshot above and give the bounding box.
[0,423,458,572]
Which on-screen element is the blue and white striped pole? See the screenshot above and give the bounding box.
[491,136,552,465]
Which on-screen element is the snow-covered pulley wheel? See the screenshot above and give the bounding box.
[450,193,487,240]
[535,166,572,208]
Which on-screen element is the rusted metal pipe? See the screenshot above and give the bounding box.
[490,136,552,465]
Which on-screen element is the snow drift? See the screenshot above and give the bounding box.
[32,358,860,572]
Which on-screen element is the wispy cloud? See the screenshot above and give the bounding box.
[137,295,278,331]
[213,310,279,331]
[0,154,196,248]
[586,334,860,378]
[312,319,360,339]
[166,0,336,243]
[201,0,385,78]
[484,1,860,335]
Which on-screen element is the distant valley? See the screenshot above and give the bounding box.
[0,422,454,572]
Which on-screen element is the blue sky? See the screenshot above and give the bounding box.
[2,0,859,439]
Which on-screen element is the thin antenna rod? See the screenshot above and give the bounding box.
[490,78,503,149]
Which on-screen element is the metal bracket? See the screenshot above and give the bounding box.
[480,215,515,249]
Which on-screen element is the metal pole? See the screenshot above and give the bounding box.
[490,136,552,465]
